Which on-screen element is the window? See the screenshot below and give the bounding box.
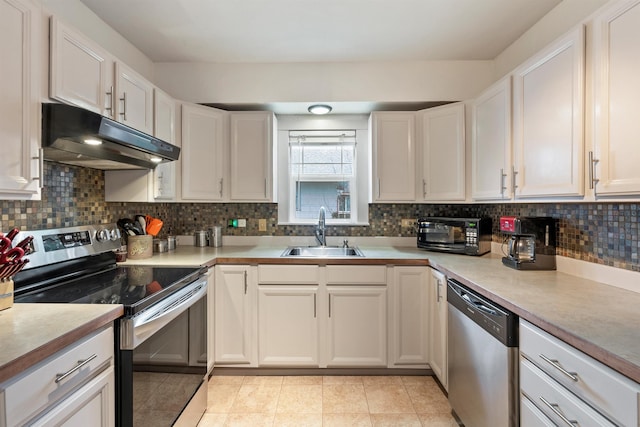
[289,130,356,223]
[277,115,369,226]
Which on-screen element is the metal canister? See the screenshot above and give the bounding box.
[208,226,222,247]
[194,230,208,247]
[167,235,176,251]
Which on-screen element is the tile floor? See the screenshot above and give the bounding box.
[197,375,457,427]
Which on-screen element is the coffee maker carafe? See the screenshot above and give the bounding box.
[500,216,556,270]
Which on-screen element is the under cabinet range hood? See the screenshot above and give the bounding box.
[42,103,180,170]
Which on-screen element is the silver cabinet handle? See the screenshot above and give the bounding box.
[105,85,114,117]
[588,151,599,190]
[436,279,441,301]
[119,92,127,120]
[32,148,44,188]
[55,354,97,383]
[422,179,427,198]
[512,166,518,194]
[219,178,224,198]
[539,354,579,381]
[243,270,247,294]
[500,168,507,197]
[539,396,578,426]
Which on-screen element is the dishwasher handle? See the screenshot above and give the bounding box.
[461,291,498,315]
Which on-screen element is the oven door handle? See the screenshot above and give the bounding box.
[120,278,207,350]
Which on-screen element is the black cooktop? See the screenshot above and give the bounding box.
[14,265,203,315]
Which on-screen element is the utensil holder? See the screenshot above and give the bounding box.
[0,279,13,311]
[127,235,153,259]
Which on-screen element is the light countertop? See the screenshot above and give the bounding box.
[121,244,640,384]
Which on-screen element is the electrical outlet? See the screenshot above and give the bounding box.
[401,219,415,228]
[258,219,267,231]
[237,218,247,228]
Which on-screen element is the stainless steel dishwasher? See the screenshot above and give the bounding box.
[447,278,519,427]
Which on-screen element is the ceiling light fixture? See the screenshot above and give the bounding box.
[308,104,332,115]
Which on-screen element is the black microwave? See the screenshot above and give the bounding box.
[417,217,492,256]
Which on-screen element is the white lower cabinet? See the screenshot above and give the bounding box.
[214,265,257,366]
[389,267,429,367]
[0,327,115,426]
[428,268,448,390]
[520,319,640,427]
[258,286,319,366]
[325,286,387,367]
[30,367,114,427]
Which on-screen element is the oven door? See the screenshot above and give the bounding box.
[116,277,208,427]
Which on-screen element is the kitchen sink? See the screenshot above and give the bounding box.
[280,245,364,257]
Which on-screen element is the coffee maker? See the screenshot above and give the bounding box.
[500,216,557,270]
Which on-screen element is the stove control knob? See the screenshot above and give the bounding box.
[109,228,121,241]
[95,229,109,242]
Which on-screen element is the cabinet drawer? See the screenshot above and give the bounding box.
[0,327,114,426]
[325,265,387,285]
[520,320,639,427]
[520,394,555,427]
[258,265,319,284]
[521,358,615,427]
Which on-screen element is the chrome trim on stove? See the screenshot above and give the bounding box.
[120,277,207,350]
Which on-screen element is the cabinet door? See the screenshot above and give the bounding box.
[390,267,429,367]
[214,265,255,365]
[31,367,114,427]
[115,62,153,134]
[513,27,585,198]
[229,112,275,201]
[0,0,41,200]
[370,112,416,202]
[418,103,466,201]
[49,17,113,117]
[429,268,448,390]
[258,286,319,366]
[593,0,640,195]
[181,103,227,201]
[326,286,387,367]
[153,88,177,200]
[472,78,512,200]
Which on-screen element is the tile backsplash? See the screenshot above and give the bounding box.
[1,163,638,272]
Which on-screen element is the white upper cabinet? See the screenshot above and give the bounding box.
[181,103,228,201]
[114,62,153,135]
[50,17,155,136]
[472,78,512,200]
[592,0,640,196]
[418,103,466,201]
[153,87,177,200]
[370,112,416,202]
[512,26,585,198]
[0,0,41,200]
[229,112,276,201]
[49,17,113,117]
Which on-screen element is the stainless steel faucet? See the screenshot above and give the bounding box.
[315,206,327,246]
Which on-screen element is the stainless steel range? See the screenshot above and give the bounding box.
[12,224,209,427]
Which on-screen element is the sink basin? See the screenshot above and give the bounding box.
[281,246,364,257]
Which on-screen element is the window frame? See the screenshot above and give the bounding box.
[276,115,370,226]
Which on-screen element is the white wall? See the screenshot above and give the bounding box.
[493,0,611,80]
[154,60,495,105]
[40,0,154,81]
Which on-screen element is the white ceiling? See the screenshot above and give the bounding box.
[79,0,562,64]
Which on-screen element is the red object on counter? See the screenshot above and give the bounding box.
[500,216,517,233]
